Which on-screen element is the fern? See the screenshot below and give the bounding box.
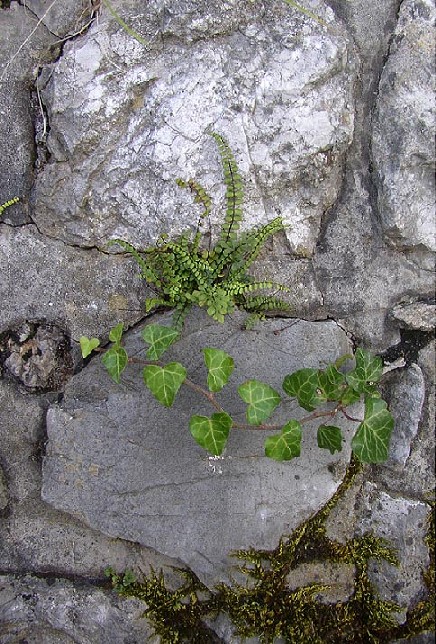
[109,133,290,329]
[0,196,19,217]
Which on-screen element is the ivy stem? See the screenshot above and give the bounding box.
[126,356,363,431]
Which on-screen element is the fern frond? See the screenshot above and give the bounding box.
[229,217,284,277]
[172,304,191,331]
[108,239,161,285]
[0,196,19,217]
[145,297,169,313]
[241,294,292,314]
[176,178,212,254]
[210,132,244,250]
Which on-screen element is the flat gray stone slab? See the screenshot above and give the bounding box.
[43,311,358,584]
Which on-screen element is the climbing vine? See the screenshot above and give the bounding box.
[82,325,394,464]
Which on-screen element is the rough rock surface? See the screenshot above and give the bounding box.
[42,311,356,584]
[0,0,434,640]
[0,574,153,643]
[357,483,430,610]
[372,0,435,262]
[33,0,356,256]
[0,225,149,342]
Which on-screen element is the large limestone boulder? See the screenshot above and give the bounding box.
[33,0,357,256]
[42,310,359,584]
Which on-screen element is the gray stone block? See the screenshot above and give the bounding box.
[33,0,357,255]
[42,310,359,584]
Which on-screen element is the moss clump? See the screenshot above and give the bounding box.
[106,457,435,643]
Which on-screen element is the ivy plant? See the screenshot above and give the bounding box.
[81,323,394,464]
[108,132,289,330]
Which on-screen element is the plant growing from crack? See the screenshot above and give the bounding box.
[109,133,289,330]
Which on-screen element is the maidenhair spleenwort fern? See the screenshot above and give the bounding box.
[0,197,19,217]
[109,133,290,330]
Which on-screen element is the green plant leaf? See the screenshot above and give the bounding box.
[317,365,346,402]
[189,412,232,455]
[317,425,343,454]
[340,386,362,407]
[238,380,281,425]
[109,322,124,344]
[346,348,383,393]
[79,336,100,358]
[203,348,234,392]
[102,345,128,383]
[141,324,179,360]
[264,420,302,461]
[351,397,394,463]
[143,362,187,407]
[282,368,319,411]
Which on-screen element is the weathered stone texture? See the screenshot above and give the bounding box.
[0,225,149,341]
[0,574,153,643]
[391,300,435,332]
[42,311,356,584]
[33,0,356,256]
[372,0,435,260]
[0,0,434,639]
[357,483,430,609]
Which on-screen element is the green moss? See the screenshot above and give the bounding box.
[106,458,435,643]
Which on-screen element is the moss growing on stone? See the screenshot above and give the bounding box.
[106,457,435,642]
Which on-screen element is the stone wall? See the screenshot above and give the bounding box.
[0,0,434,641]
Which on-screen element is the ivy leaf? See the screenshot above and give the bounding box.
[351,397,394,463]
[264,420,302,461]
[346,348,383,393]
[282,368,319,411]
[317,425,343,454]
[340,386,362,407]
[317,365,346,402]
[79,336,100,358]
[141,324,179,360]
[102,345,128,383]
[203,348,234,392]
[189,412,232,455]
[109,322,124,345]
[143,362,187,407]
[238,380,281,425]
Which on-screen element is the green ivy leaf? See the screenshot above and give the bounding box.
[282,368,319,411]
[351,397,394,463]
[203,348,234,392]
[346,348,383,393]
[102,345,128,383]
[79,336,100,358]
[109,322,124,344]
[189,412,232,455]
[141,324,179,360]
[340,386,362,407]
[264,420,302,461]
[143,362,187,407]
[317,425,343,454]
[238,380,281,425]
[317,365,346,402]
